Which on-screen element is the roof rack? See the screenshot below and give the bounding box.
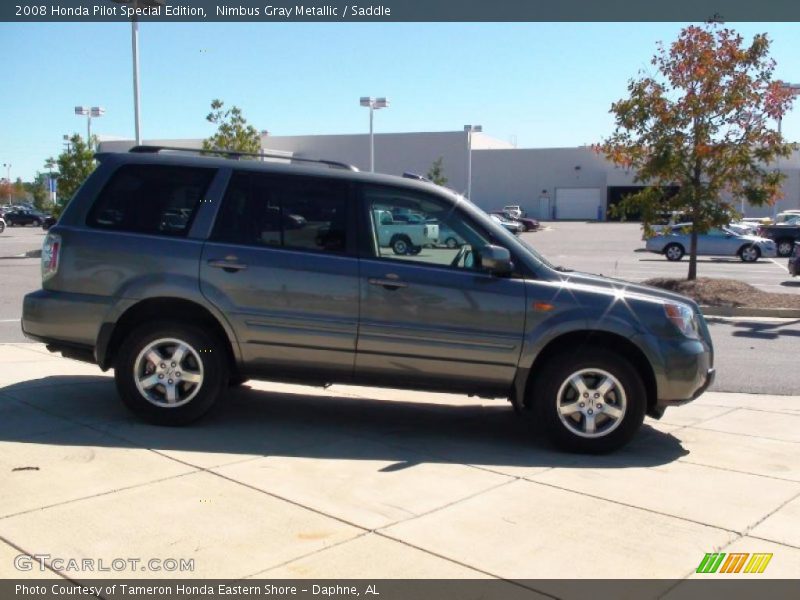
[128,145,359,172]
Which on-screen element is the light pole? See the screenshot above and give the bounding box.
[464,125,482,200]
[112,0,164,145]
[1,163,10,205]
[360,97,389,172]
[74,106,105,149]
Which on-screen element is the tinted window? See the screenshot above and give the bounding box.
[212,171,348,253]
[363,185,493,271]
[87,164,215,236]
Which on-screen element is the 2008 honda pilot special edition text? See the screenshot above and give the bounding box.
[22,147,715,453]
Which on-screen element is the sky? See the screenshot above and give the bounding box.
[1,21,800,181]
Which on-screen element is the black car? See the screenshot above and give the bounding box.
[5,210,46,227]
[41,216,58,231]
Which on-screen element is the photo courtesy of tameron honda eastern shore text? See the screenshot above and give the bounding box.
[22,146,714,453]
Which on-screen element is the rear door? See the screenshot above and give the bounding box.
[200,170,360,382]
[354,185,527,395]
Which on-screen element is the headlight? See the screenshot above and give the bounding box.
[663,302,699,339]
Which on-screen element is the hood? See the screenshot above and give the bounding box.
[556,270,700,308]
[739,234,774,244]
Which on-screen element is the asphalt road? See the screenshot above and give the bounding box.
[0,225,796,394]
[527,221,798,294]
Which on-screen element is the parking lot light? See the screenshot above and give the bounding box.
[75,106,105,149]
[360,96,390,172]
[464,125,482,200]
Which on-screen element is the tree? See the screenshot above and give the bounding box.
[56,134,95,206]
[202,99,261,155]
[600,24,795,280]
[426,157,448,186]
[0,180,12,205]
[24,173,50,211]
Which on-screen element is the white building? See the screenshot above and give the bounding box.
[98,131,800,220]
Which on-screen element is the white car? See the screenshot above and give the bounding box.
[503,205,523,219]
[489,213,523,235]
[645,226,777,262]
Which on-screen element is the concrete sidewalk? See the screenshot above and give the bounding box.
[0,343,798,591]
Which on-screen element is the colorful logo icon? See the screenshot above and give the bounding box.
[696,552,773,574]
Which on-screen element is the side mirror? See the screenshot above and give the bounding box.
[480,245,513,276]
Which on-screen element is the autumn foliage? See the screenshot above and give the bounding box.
[600,24,795,279]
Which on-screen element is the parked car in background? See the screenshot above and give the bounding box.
[436,223,465,248]
[789,242,800,277]
[41,215,57,231]
[503,205,524,219]
[0,217,5,234]
[756,223,800,257]
[5,209,47,227]
[645,225,777,262]
[21,146,716,453]
[374,208,439,254]
[775,210,800,224]
[489,213,523,235]
[725,221,760,236]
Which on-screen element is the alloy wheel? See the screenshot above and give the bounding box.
[556,368,627,438]
[133,338,204,408]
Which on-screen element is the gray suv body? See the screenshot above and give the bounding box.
[22,148,714,452]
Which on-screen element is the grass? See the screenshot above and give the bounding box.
[644,277,800,309]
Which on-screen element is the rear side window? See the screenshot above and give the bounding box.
[211,171,348,253]
[87,164,215,236]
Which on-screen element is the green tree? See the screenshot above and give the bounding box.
[426,157,448,186]
[13,178,27,202]
[600,24,795,280]
[56,134,95,207]
[23,174,49,211]
[202,99,261,155]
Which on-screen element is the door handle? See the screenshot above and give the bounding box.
[368,277,407,290]
[208,258,248,272]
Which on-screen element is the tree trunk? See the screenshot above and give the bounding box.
[688,228,698,280]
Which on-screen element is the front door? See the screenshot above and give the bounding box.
[200,170,359,382]
[354,185,527,395]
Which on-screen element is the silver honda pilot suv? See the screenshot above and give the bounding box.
[22,147,714,453]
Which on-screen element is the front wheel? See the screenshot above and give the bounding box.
[664,243,684,261]
[114,322,228,425]
[530,349,646,453]
[739,245,761,262]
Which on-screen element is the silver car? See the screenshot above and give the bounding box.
[646,226,777,262]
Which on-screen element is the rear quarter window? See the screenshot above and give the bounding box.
[87,164,215,236]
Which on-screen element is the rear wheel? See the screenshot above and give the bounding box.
[391,235,412,255]
[114,321,228,425]
[530,349,646,453]
[664,243,684,261]
[739,245,761,262]
[445,237,459,249]
[776,239,794,257]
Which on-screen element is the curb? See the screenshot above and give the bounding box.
[0,249,41,260]
[700,305,800,318]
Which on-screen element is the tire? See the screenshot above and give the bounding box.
[664,243,684,261]
[739,245,761,262]
[530,348,646,453]
[776,239,794,257]
[391,235,411,255]
[114,321,228,425]
[32,219,40,227]
[0,222,5,234]
[445,237,459,249]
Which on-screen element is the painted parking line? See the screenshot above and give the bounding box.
[769,258,789,273]
[0,319,19,323]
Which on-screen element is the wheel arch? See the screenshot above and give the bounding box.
[97,297,241,374]
[515,330,658,417]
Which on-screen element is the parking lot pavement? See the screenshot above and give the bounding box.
[1,345,799,584]
[526,222,799,295]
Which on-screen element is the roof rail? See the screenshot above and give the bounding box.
[402,171,432,182]
[128,145,359,172]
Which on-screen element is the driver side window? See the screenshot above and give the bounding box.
[363,185,492,271]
